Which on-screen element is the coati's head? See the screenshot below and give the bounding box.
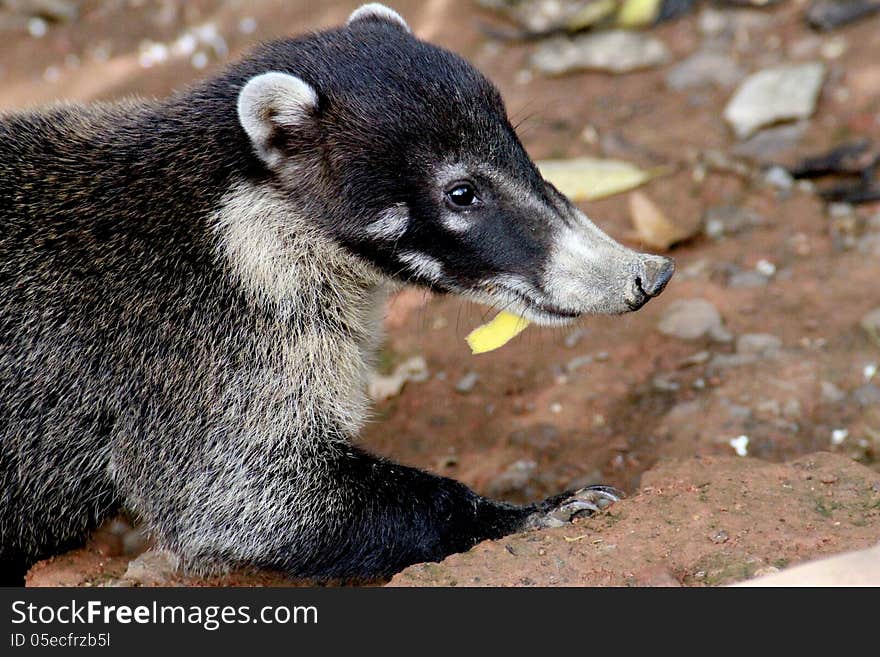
[234,3,673,324]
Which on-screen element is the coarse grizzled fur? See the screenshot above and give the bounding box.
[0,4,673,585]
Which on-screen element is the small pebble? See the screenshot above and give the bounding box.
[861,308,880,340]
[27,17,48,38]
[564,328,586,348]
[191,51,209,69]
[514,69,533,85]
[755,259,776,277]
[736,333,782,357]
[42,66,61,83]
[820,37,847,60]
[455,371,479,394]
[853,384,880,407]
[729,435,749,456]
[652,376,680,392]
[828,203,854,219]
[239,16,257,34]
[822,381,846,404]
[711,529,730,544]
[509,423,561,450]
[729,271,769,288]
[763,166,794,190]
[566,355,593,372]
[172,33,197,57]
[657,298,731,342]
[679,351,711,367]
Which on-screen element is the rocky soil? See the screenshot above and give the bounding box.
[3,0,879,586]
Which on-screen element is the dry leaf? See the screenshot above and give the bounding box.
[628,190,693,250]
[538,157,657,201]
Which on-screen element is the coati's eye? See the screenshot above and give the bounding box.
[445,182,480,209]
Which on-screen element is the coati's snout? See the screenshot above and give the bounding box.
[445,183,676,325]
[234,4,673,324]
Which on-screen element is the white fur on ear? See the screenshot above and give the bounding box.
[346,3,410,32]
[237,71,318,165]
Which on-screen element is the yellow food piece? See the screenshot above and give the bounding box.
[466,311,530,354]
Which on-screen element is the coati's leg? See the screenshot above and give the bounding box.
[275,446,618,580]
[154,443,618,581]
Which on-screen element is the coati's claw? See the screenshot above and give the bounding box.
[525,485,623,529]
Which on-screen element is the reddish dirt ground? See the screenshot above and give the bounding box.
[4,0,880,586]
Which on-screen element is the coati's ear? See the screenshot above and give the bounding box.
[237,71,318,166]
[346,3,410,33]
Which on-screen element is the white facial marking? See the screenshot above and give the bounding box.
[365,204,409,241]
[346,3,411,32]
[435,162,549,217]
[441,214,472,233]
[212,182,383,311]
[398,251,443,282]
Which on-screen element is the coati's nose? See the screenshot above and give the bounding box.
[637,256,675,298]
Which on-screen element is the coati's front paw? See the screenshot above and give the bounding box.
[524,485,622,529]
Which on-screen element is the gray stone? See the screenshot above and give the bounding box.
[728,271,770,288]
[858,234,880,257]
[679,350,711,367]
[783,399,802,420]
[666,50,745,91]
[652,375,680,392]
[566,354,593,372]
[123,549,179,586]
[736,333,782,357]
[862,308,880,340]
[564,327,586,348]
[531,30,670,76]
[704,206,765,240]
[763,166,795,190]
[508,423,561,450]
[455,371,480,394]
[711,529,730,544]
[487,460,537,498]
[699,8,772,39]
[724,62,826,138]
[828,202,855,219]
[709,353,758,370]
[853,384,880,407]
[821,381,847,404]
[657,298,731,342]
[731,123,807,164]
